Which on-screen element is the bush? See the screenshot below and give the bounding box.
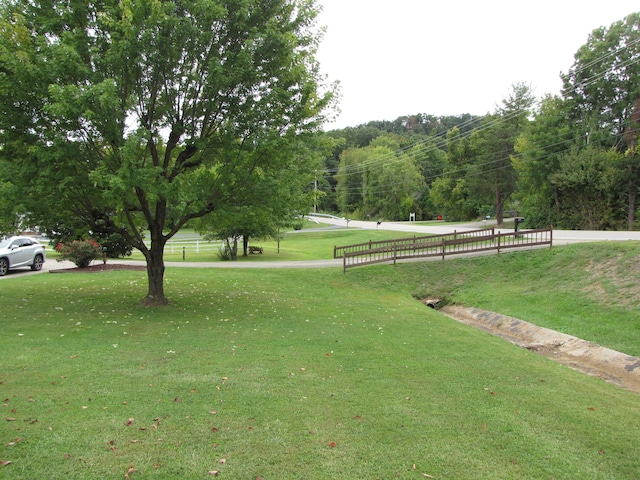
[217,243,232,261]
[94,232,133,258]
[56,239,102,268]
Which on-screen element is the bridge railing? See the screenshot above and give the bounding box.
[334,228,493,259]
[338,228,553,272]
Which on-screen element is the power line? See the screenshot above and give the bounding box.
[325,34,639,195]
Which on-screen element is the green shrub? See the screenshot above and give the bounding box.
[217,243,232,261]
[94,232,134,258]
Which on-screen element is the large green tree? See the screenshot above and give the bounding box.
[514,95,574,228]
[429,127,478,221]
[0,0,334,303]
[196,135,324,257]
[468,83,535,225]
[548,147,625,229]
[561,12,640,229]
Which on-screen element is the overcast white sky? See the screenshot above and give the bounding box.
[315,1,640,129]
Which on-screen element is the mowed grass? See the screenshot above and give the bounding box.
[1,252,640,479]
[126,226,418,263]
[407,242,640,357]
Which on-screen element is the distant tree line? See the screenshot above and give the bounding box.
[317,12,640,230]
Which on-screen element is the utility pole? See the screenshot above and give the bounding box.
[314,170,317,213]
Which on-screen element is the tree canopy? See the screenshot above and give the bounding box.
[0,0,335,303]
[322,12,640,231]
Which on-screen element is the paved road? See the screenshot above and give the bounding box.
[3,218,639,279]
[308,215,640,244]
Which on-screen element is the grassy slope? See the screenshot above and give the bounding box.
[1,247,640,479]
[404,242,640,357]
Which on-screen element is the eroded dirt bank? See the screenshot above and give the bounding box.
[439,305,640,395]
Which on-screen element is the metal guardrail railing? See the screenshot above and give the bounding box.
[338,228,553,272]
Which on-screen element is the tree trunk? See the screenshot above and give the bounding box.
[628,163,639,231]
[229,237,238,260]
[242,234,249,257]
[628,187,637,231]
[143,231,168,306]
[495,186,504,226]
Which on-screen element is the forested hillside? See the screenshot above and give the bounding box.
[318,12,640,230]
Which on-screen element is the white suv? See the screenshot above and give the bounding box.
[0,236,46,276]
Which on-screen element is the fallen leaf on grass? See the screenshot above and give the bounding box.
[1,460,11,467]
[207,471,219,476]
[422,474,434,479]
[124,418,134,426]
[6,438,23,447]
[328,442,337,448]
[587,407,596,411]
[124,465,136,479]
[218,458,226,464]
[5,418,16,422]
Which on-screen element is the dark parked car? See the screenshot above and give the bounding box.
[0,236,46,276]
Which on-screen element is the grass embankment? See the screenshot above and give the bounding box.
[407,242,640,357]
[2,242,640,479]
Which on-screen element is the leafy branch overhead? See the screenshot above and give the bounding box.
[0,0,336,303]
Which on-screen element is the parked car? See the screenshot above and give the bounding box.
[0,236,46,276]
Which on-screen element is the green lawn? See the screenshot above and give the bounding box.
[2,245,640,479]
[122,227,421,263]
